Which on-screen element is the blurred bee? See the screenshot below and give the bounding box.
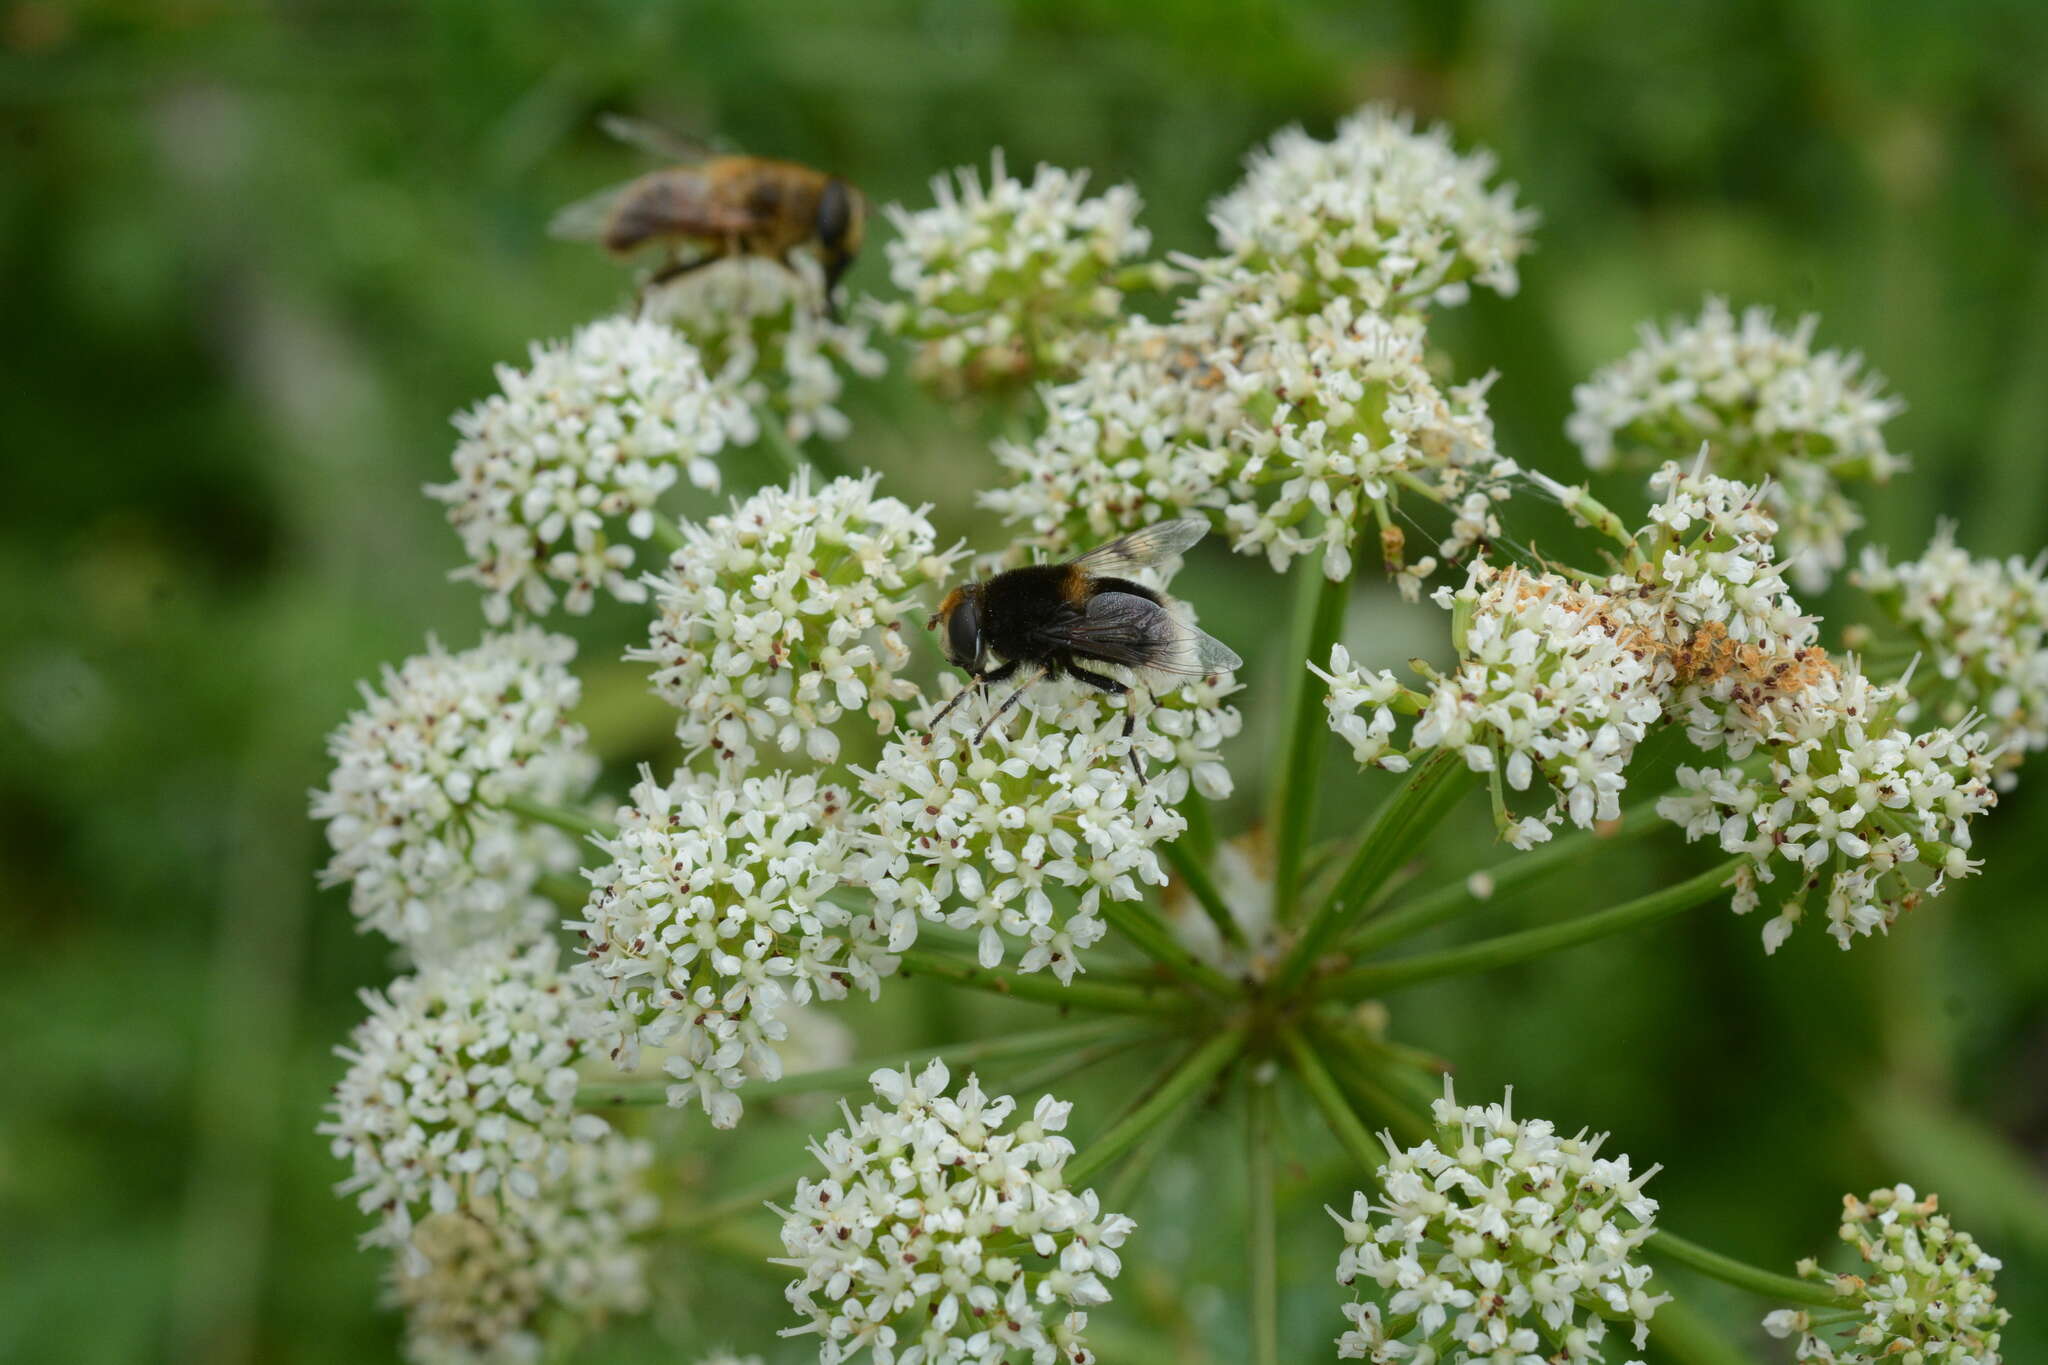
[926,520,1242,770]
[550,115,866,318]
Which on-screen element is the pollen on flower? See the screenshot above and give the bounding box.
[1332,1079,1665,1364]
[631,470,964,771]
[427,316,758,623]
[1568,297,1908,591]
[569,764,896,1128]
[1192,102,1536,318]
[879,150,1161,396]
[854,678,1229,982]
[1763,1184,2007,1365]
[311,626,597,957]
[773,1060,1133,1365]
[640,253,887,443]
[1412,564,1666,848]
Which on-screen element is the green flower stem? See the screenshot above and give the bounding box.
[1098,896,1243,998]
[1248,1079,1281,1365]
[1103,1072,1205,1212]
[1269,750,1468,997]
[647,517,687,557]
[1177,790,1218,862]
[496,793,615,841]
[1279,1023,1384,1175]
[1316,857,1741,1002]
[1162,837,1249,954]
[1638,1293,1755,1365]
[536,872,587,909]
[896,947,1191,1016]
[1346,800,1664,956]
[1065,1024,1247,1187]
[1309,1021,1435,1146]
[756,410,852,482]
[1649,1230,1846,1309]
[1271,558,1352,925]
[585,1017,1150,1107]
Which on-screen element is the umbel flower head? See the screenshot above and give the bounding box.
[854,678,1235,983]
[1193,102,1536,318]
[1659,667,1999,954]
[1209,299,1507,588]
[878,150,1165,395]
[1567,297,1907,590]
[980,314,1239,556]
[641,254,887,443]
[428,316,758,622]
[311,626,597,957]
[321,937,622,1256]
[570,765,896,1128]
[773,1060,1133,1365]
[1762,1184,2007,1365]
[632,471,964,770]
[1414,563,1666,848]
[1856,524,2048,783]
[1332,1081,1665,1364]
[389,1135,656,1365]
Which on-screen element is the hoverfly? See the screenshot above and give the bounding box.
[925,520,1243,767]
[550,115,866,318]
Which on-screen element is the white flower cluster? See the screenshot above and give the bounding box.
[855,681,1228,983]
[322,939,656,1362]
[311,627,596,957]
[1856,525,2048,781]
[632,472,963,770]
[1567,298,1908,590]
[642,254,887,443]
[1215,301,1508,586]
[428,316,757,622]
[570,765,896,1128]
[1659,667,1998,953]
[774,1060,1132,1365]
[879,151,1161,394]
[1763,1185,2008,1365]
[1310,644,1415,772]
[1415,564,1665,848]
[391,1138,655,1365]
[1198,103,1536,317]
[980,315,1237,554]
[1332,1082,1664,1364]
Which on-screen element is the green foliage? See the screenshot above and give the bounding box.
[4,1,2046,1360]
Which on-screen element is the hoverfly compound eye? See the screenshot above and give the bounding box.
[947,599,981,670]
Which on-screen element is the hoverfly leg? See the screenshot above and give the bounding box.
[1065,663,1147,786]
[926,661,1017,737]
[971,666,1038,744]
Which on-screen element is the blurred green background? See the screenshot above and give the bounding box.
[6,1,2048,1361]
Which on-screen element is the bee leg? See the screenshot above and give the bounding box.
[1066,664,1147,786]
[971,666,1039,744]
[640,253,719,307]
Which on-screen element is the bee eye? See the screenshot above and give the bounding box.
[946,600,981,669]
[816,179,852,252]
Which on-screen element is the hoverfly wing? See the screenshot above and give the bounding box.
[1059,591,1241,678]
[548,181,635,242]
[1069,519,1211,578]
[597,113,723,164]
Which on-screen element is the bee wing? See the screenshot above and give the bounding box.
[1069,519,1212,578]
[1054,591,1243,678]
[597,113,726,164]
[548,180,635,242]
